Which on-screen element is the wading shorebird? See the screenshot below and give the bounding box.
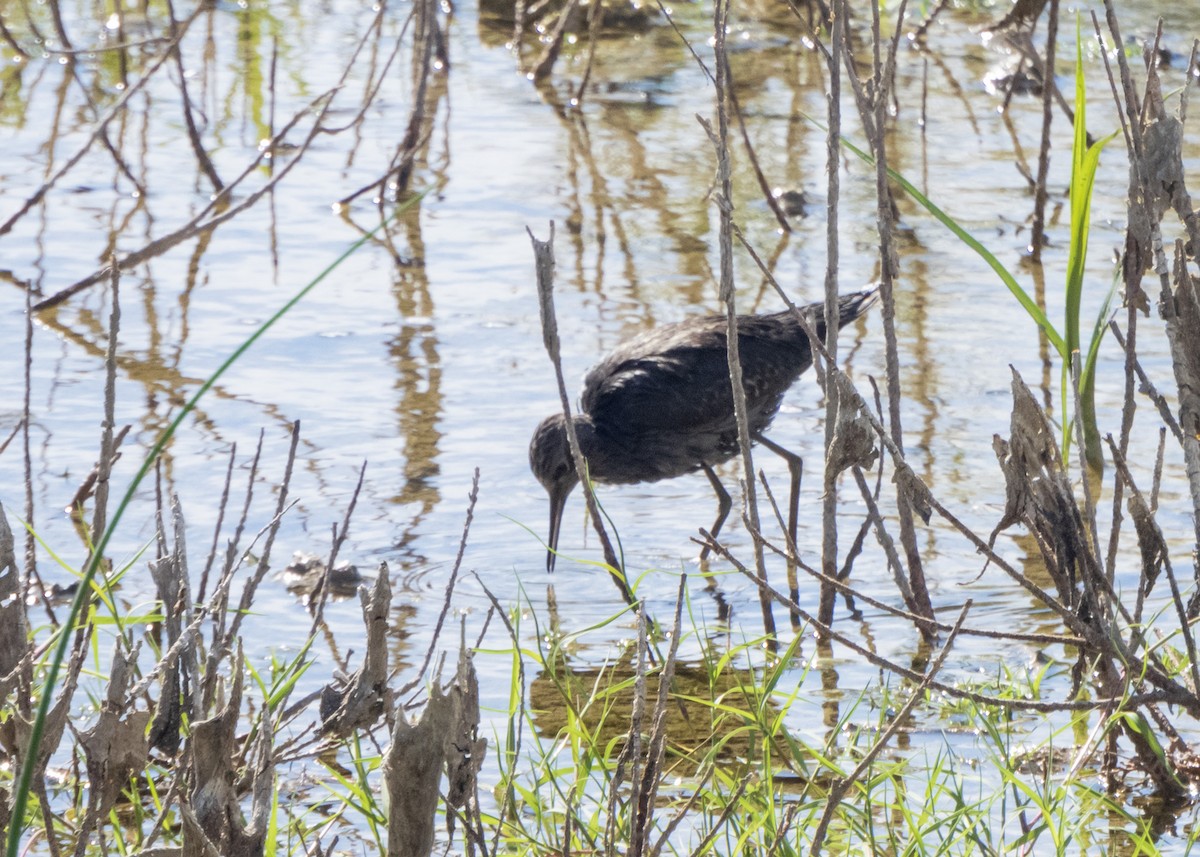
[529,288,877,571]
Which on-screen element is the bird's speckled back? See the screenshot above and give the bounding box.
[579,291,874,465]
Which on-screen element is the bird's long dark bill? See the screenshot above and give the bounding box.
[546,483,570,572]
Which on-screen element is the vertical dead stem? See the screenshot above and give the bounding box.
[21,242,50,624]
[817,4,843,631]
[856,0,934,633]
[1029,0,1058,260]
[91,259,121,553]
[528,224,631,604]
[708,0,776,643]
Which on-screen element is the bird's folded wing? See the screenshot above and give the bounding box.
[582,335,801,436]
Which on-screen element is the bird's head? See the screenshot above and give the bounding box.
[529,413,583,572]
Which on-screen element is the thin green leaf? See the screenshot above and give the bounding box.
[838,134,1067,357]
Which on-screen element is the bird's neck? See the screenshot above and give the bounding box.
[565,414,620,481]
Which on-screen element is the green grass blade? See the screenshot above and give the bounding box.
[837,134,1067,357]
[1064,18,1118,471]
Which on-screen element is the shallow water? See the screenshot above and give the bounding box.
[2,0,1199,849]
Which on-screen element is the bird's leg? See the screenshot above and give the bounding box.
[755,435,803,609]
[755,435,803,546]
[698,463,732,561]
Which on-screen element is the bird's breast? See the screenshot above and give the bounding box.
[581,424,743,486]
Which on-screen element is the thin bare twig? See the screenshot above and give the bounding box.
[397,468,482,695]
